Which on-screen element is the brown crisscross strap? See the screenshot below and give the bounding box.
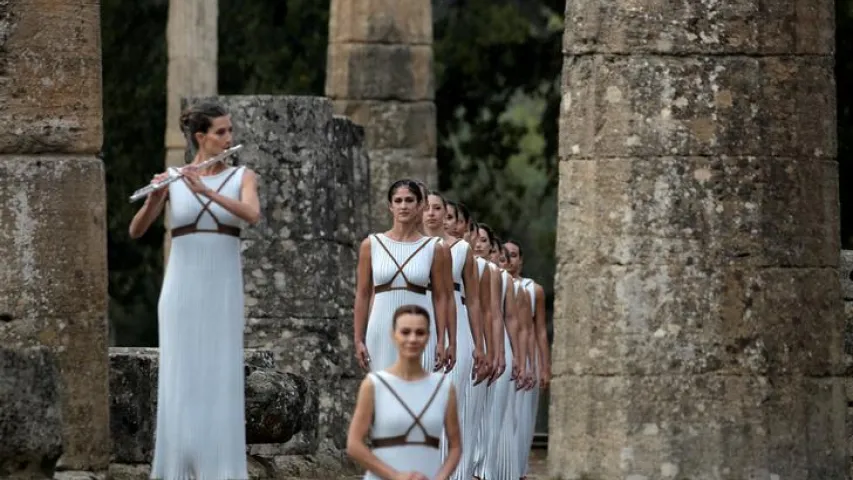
[172,167,243,238]
[372,235,432,295]
[370,373,447,449]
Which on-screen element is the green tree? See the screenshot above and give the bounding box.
[434,0,563,328]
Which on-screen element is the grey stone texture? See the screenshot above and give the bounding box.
[182,95,370,458]
[0,346,63,478]
[326,0,437,230]
[108,347,316,464]
[551,0,845,478]
[0,0,109,472]
[0,0,103,154]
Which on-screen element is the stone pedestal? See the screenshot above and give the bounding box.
[326,0,436,229]
[0,0,109,476]
[182,95,370,456]
[551,1,845,478]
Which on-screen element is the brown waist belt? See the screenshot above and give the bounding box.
[374,283,427,296]
[371,435,440,450]
[171,224,241,238]
[424,282,465,305]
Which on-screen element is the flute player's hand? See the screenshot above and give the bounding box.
[145,172,169,204]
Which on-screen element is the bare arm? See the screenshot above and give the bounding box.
[463,252,484,359]
[431,243,452,355]
[435,386,461,480]
[504,280,521,373]
[477,264,493,358]
[488,266,504,363]
[201,169,261,224]
[534,284,551,387]
[353,239,373,369]
[515,284,532,381]
[128,189,168,239]
[346,377,400,480]
[440,242,457,348]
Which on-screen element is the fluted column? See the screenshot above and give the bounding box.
[551,1,845,477]
[326,0,436,229]
[0,0,109,474]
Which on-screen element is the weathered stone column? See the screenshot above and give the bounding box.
[326,0,436,229]
[552,1,844,478]
[0,0,109,476]
[184,96,370,466]
[164,0,217,260]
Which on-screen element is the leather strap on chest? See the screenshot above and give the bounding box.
[372,236,432,295]
[370,373,446,449]
[171,167,243,239]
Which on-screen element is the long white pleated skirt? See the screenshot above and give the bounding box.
[440,292,483,480]
[151,233,248,480]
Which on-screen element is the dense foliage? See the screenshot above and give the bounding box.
[102,0,563,346]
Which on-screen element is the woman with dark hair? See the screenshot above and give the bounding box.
[423,192,488,479]
[415,181,458,372]
[464,222,510,480]
[347,304,461,480]
[353,179,453,374]
[130,102,261,480]
[505,239,548,479]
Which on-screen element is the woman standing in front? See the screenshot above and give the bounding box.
[129,102,261,480]
[353,179,453,373]
[347,305,461,480]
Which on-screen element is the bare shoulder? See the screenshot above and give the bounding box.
[359,374,375,391]
[240,167,258,181]
[434,239,450,255]
[357,238,373,263]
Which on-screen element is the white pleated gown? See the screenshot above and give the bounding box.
[439,241,482,480]
[516,277,541,477]
[482,268,518,480]
[366,234,438,372]
[470,258,493,478]
[151,166,248,480]
[365,371,452,480]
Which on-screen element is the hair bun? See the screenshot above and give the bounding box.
[179,110,193,134]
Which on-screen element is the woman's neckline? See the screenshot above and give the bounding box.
[380,232,426,244]
[189,164,233,178]
[381,370,431,383]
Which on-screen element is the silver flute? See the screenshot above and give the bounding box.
[129,144,244,202]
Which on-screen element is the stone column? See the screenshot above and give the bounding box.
[326,0,436,230]
[840,250,853,478]
[551,1,844,478]
[164,0,218,260]
[183,96,370,461]
[0,0,109,476]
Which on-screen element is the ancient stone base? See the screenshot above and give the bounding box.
[109,347,317,465]
[53,471,106,480]
[0,346,63,478]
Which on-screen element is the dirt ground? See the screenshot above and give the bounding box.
[339,447,549,479]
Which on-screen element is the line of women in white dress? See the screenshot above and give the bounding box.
[351,178,551,480]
